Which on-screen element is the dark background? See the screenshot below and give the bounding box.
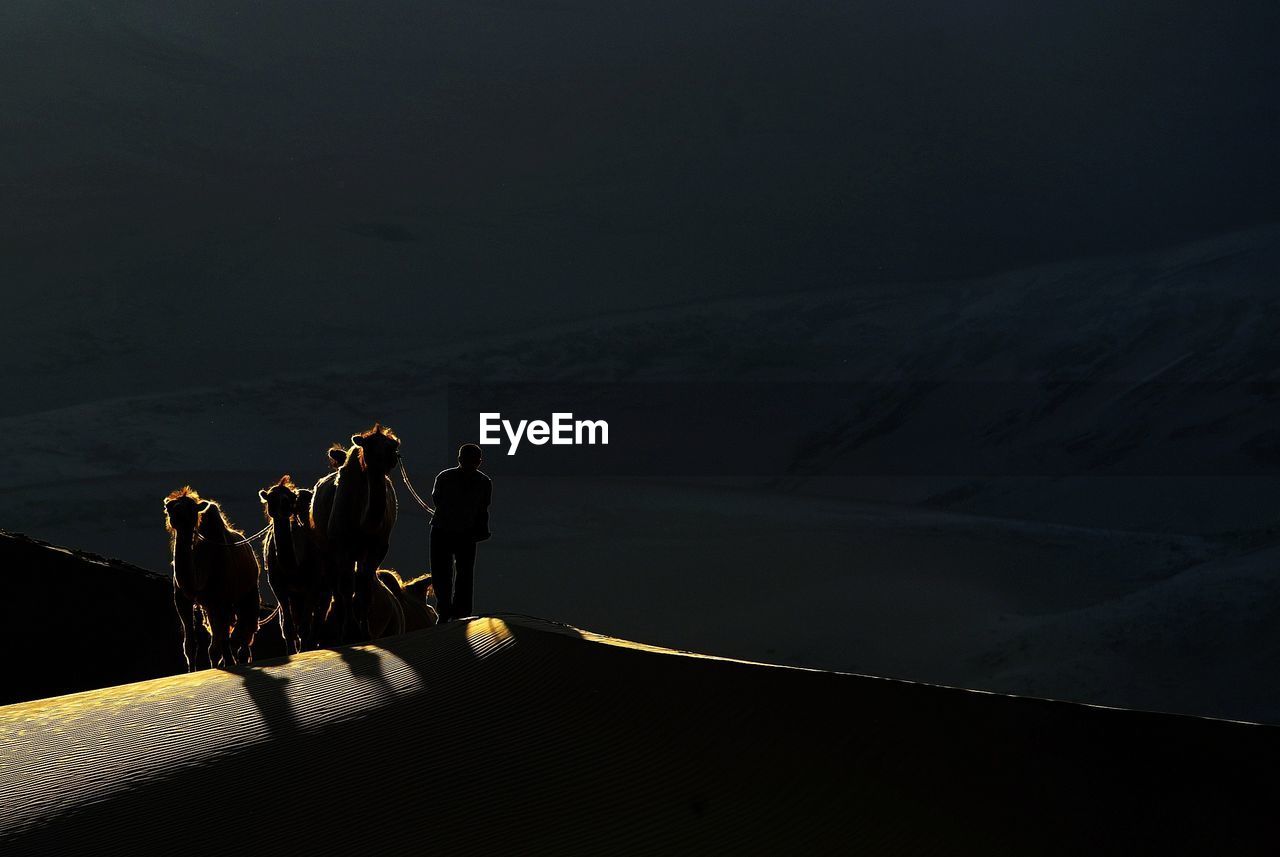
[3,1,1278,410]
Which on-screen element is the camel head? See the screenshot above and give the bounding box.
[164,486,211,537]
[258,474,298,523]
[404,573,433,602]
[328,444,347,469]
[294,487,315,524]
[351,422,400,474]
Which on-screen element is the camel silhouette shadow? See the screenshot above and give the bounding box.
[336,644,397,699]
[371,615,584,692]
[229,662,299,742]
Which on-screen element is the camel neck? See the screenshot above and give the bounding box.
[273,514,296,570]
[363,467,388,531]
[172,530,197,591]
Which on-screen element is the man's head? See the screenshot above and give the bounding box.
[458,443,483,470]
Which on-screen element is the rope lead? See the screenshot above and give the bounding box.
[399,459,435,519]
[195,521,273,548]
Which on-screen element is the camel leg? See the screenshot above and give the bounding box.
[298,556,325,649]
[268,574,290,653]
[278,593,299,655]
[332,552,356,643]
[289,596,306,654]
[174,591,200,672]
[206,607,234,669]
[231,589,259,664]
[350,569,371,641]
[194,607,213,670]
[307,556,334,647]
[305,587,331,649]
[276,593,292,653]
[289,595,307,654]
[290,598,307,653]
[319,593,339,647]
[299,589,321,650]
[353,545,387,642]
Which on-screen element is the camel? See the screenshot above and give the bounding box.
[293,485,338,640]
[163,487,265,670]
[318,571,405,640]
[295,486,316,527]
[300,456,347,646]
[377,569,439,632]
[368,573,406,638]
[309,423,399,642]
[259,475,328,654]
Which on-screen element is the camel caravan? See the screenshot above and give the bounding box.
[163,423,438,671]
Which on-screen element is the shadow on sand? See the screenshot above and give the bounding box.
[228,659,299,741]
[336,644,397,698]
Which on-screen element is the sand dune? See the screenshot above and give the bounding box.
[2,615,1276,854]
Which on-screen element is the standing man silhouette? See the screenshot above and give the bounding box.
[430,443,492,622]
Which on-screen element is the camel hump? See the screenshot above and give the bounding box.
[196,502,240,541]
[369,574,405,637]
[310,472,337,511]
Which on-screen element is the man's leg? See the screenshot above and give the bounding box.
[453,540,477,619]
[429,529,454,622]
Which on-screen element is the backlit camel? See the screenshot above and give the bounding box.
[378,568,439,632]
[163,487,265,669]
[259,475,327,654]
[309,423,400,641]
